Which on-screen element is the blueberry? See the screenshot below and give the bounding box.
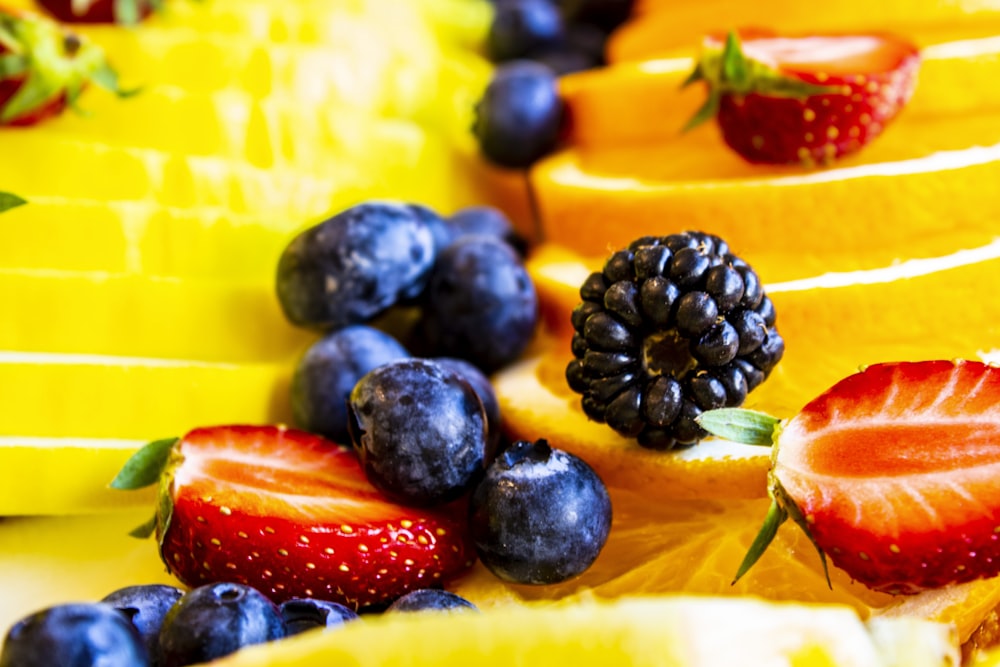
[0,603,149,667]
[347,359,489,506]
[158,583,285,667]
[528,23,607,75]
[446,206,523,253]
[409,203,456,256]
[473,61,564,169]
[101,584,184,667]
[386,589,478,613]
[291,325,410,444]
[470,439,611,584]
[435,356,503,455]
[418,236,538,373]
[278,598,358,636]
[487,0,564,62]
[275,202,436,330]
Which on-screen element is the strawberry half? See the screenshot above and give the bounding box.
[682,29,920,166]
[35,0,160,25]
[112,425,476,609]
[0,8,132,126]
[699,360,1000,595]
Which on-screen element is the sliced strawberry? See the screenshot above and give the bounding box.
[0,8,133,126]
[683,29,920,166]
[699,360,1000,595]
[35,0,159,25]
[112,425,476,609]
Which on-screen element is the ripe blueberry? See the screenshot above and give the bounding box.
[386,589,478,613]
[291,325,410,444]
[474,61,564,168]
[0,603,149,667]
[418,236,538,373]
[470,439,612,584]
[101,584,184,667]
[279,598,358,636]
[487,0,564,62]
[158,583,285,666]
[275,202,435,330]
[348,359,490,506]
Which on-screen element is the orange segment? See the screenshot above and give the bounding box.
[612,0,1000,62]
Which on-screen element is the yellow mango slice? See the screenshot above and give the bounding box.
[0,270,314,362]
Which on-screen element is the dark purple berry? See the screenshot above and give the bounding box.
[276,202,435,330]
[279,598,358,636]
[473,61,563,168]
[158,583,284,667]
[470,439,611,584]
[418,236,538,373]
[487,0,564,62]
[435,356,504,456]
[101,584,184,667]
[1,603,149,667]
[291,325,410,445]
[557,0,635,32]
[446,205,524,253]
[347,359,490,506]
[386,589,478,613]
[566,231,780,447]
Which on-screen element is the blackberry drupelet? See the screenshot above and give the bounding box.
[566,232,783,449]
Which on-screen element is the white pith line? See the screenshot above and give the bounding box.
[766,237,1000,293]
[0,436,146,449]
[0,350,241,369]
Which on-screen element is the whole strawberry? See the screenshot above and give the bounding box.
[0,8,131,126]
[111,425,476,609]
[699,360,1000,595]
[683,29,920,166]
[35,0,160,25]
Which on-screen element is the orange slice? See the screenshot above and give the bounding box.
[612,0,1000,63]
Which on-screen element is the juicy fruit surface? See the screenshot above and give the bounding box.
[777,360,1000,595]
[208,595,960,667]
[160,425,475,608]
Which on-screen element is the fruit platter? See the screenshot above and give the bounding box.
[2,0,1000,664]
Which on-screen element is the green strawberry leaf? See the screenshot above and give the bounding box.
[733,498,787,584]
[114,0,141,25]
[0,191,26,213]
[109,437,177,490]
[696,408,780,445]
[720,31,748,86]
[129,513,157,538]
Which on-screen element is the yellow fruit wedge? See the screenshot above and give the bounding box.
[0,270,314,362]
[562,34,1000,151]
[211,595,959,667]
[613,0,1000,62]
[500,240,1000,503]
[0,352,294,439]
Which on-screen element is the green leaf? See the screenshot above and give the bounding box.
[114,0,141,26]
[109,437,177,490]
[732,498,788,584]
[129,513,157,539]
[680,90,720,133]
[720,31,748,85]
[0,191,26,213]
[778,484,832,589]
[696,408,780,445]
[679,62,704,89]
[0,53,27,78]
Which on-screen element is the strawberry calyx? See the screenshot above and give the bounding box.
[0,191,25,212]
[109,436,178,538]
[0,9,134,124]
[697,407,831,588]
[681,31,835,132]
[55,0,164,25]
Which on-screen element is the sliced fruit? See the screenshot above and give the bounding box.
[116,425,476,608]
[211,594,959,666]
[703,360,1000,595]
[531,132,1000,262]
[609,0,1000,62]
[35,0,157,25]
[502,240,1000,502]
[0,7,130,126]
[682,30,919,165]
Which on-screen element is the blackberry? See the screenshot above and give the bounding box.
[565,232,783,449]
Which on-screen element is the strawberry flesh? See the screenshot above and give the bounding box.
[685,29,920,166]
[776,360,1000,594]
[158,425,476,609]
[36,0,154,24]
